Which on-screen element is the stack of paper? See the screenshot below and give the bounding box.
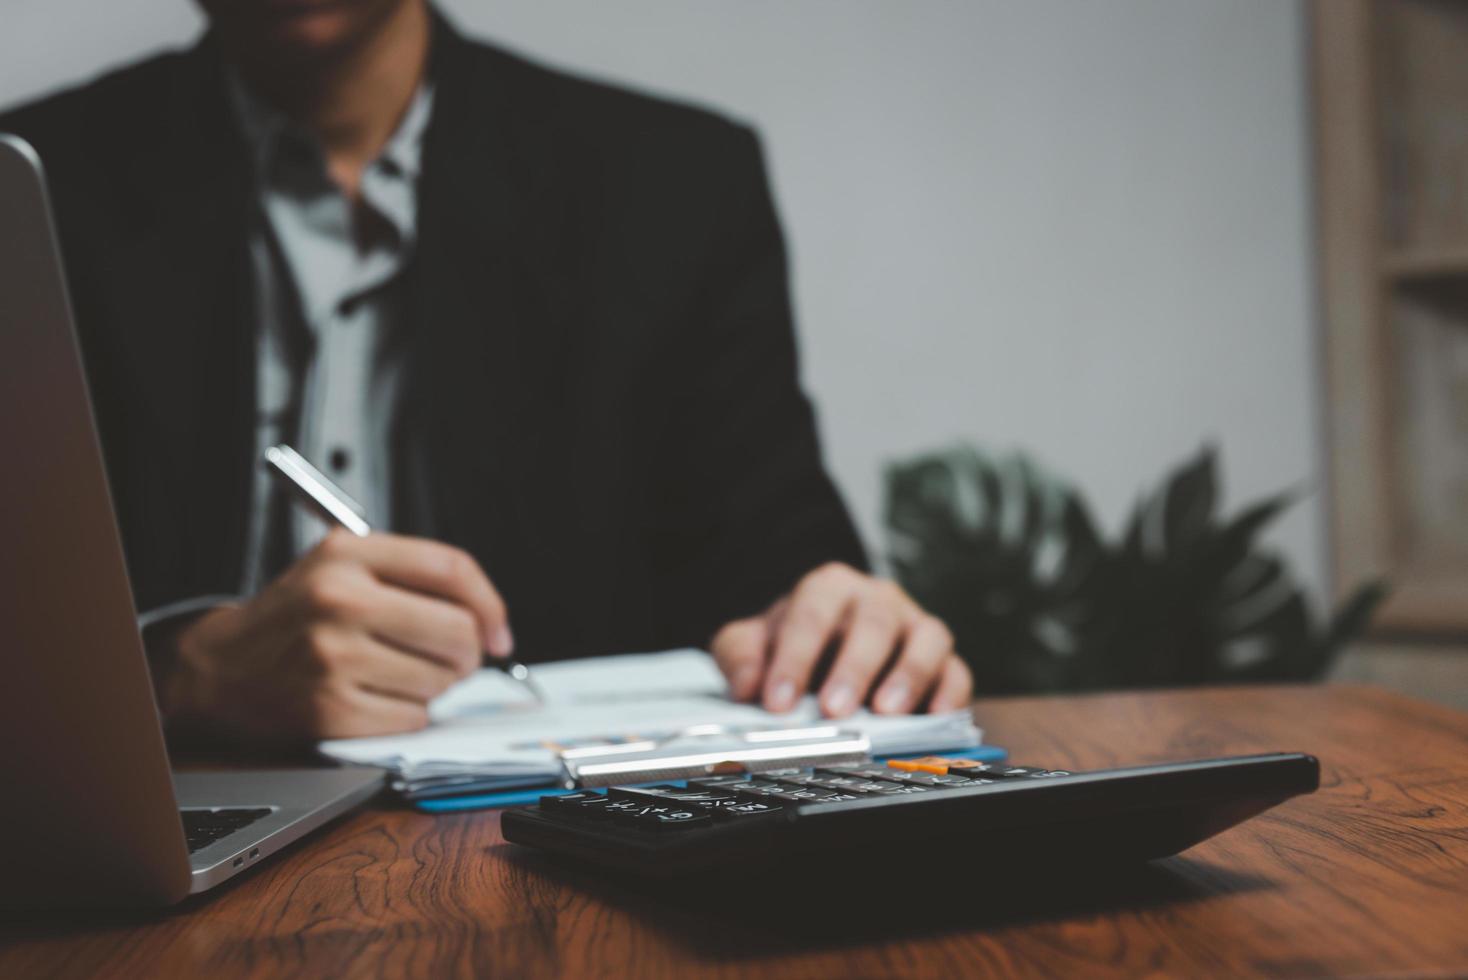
[319,650,982,798]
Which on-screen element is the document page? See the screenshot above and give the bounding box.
[319,649,981,778]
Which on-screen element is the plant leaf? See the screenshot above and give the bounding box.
[1317,580,1390,661]
[1162,445,1219,553]
[1200,492,1297,604]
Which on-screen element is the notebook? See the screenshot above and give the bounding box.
[318,650,984,799]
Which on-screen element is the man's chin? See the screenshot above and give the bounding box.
[243,10,367,61]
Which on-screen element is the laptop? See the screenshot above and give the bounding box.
[0,133,384,909]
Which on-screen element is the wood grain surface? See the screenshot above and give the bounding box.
[3,683,1467,979]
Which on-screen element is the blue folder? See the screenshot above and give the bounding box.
[413,743,1009,813]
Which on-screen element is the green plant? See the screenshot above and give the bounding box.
[884,445,1386,694]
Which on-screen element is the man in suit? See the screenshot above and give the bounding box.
[0,0,971,741]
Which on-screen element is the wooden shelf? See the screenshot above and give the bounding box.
[1384,247,1468,283]
[1316,0,1468,636]
[1371,574,1468,638]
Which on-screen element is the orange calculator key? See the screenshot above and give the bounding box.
[888,756,957,775]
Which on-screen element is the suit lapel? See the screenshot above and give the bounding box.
[116,41,256,595]
[405,21,579,616]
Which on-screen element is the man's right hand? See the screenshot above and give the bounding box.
[164,530,512,741]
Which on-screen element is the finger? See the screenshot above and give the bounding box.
[320,531,513,657]
[873,615,954,714]
[314,685,431,739]
[348,636,463,705]
[818,595,904,718]
[928,655,975,713]
[764,596,790,633]
[710,616,770,702]
[763,566,859,712]
[290,563,477,677]
[355,579,481,677]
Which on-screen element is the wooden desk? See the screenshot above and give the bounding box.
[4,684,1467,978]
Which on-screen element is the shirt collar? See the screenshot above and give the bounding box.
[226,73,435,190]
[378,82,434,181]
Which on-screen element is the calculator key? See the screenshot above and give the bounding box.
[728,782,789,800]
[668,791,739,802]
[611,804,672,824]
[845,767,915,782]
[542,792,611,817]
[887,756,1004,776]
[604,780,719,798]
[606,788,681,806]
[776,787,839,802]
[640,784,718,797]
[801,777,887,793]
[985,765,1058,779]
[691,773,755,783]
[884,770,965,788]
[887,757,955,775]
[728,785,796,804]
[603,800,645,818]
[636,809,713,831]
[844,780,895,793]
[717,801,786,820]
[800,792,863,805]
[688,775,754,790]
[761,773,878,793]
[854,769,947,787]
[938,758,995,773]
[543,792,610,815]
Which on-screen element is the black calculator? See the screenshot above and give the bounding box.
[501,753,1320,877]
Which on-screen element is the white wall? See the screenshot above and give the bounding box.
[0,1,1326,597]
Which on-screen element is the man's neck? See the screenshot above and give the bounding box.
[233,2,431,199]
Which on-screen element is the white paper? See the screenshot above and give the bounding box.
[319,649,981,777]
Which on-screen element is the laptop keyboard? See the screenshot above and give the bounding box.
[181,807,273,853]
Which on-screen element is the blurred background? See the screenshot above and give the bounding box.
[4,0,1464,705]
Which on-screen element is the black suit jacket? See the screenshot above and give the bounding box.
[0,18,866,660]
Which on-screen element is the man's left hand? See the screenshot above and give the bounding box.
[710,563,973,718]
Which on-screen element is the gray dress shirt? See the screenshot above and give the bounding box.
[233,80,434,593]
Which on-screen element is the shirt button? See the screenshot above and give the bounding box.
[329,447,352,473]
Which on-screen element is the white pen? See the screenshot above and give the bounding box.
[264,443,546,704]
